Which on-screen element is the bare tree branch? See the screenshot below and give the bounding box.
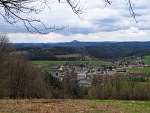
[104,0,141,23]
[0,0,80,34]
[65,0,86,19]
[0,0,141,34]
[127,0,141,23]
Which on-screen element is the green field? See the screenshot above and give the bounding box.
[119,67,150,74]
[117,67,150,74]
[31,60,112,71]
[31,60,112,67]
[31,61,67,66]
[0,99,150,113]
[144,55,150,66]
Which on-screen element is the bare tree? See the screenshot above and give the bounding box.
[0,34,11,98]
[0,34,10,67]
[0,34,11,53]
[127,74,137,100]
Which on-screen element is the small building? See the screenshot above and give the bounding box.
[77,71,87,80]
[92,67,103,71]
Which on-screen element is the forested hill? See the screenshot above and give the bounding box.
[12,41,150,61]
[12,41,150,48]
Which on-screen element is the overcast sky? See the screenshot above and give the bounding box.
[0,0,150,43]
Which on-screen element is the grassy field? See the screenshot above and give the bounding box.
[144,55,150,66]
[119,67,150,74]
[0,99,150,113]
[31,60,112,67]
[31,61,67,66]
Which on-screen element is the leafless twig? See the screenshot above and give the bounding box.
[104,0,141,23]
[0,0,83,34]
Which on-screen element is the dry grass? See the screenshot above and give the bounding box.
[0,99,150,113]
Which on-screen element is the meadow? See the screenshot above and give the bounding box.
[144,55,150,66]
[31,60,112,71]
[0,99,150,113]
[120,67,150,74]
[31,60,112,68]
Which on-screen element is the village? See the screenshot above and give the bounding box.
[50,56,150,86]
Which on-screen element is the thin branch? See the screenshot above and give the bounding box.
[104,0,141,23]
[0,0,69,34]
[127,0,141,23]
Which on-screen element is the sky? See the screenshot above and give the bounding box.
[0,0,150,43]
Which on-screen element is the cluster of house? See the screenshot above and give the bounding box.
[50,65,117,86]
[116,64,149,69]
[116,57,149,69]
[50,60,150,86]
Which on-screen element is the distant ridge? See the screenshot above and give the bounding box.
[12,41,150,48]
